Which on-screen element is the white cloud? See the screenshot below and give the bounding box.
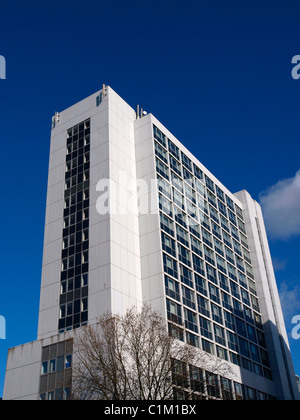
[279,280,300,322]
[272,258,287,272]
[259,170,300,240]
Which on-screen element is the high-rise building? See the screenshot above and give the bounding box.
[3,86,299,400]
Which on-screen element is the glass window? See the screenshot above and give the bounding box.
[238,337,250,358]
[228,209,237,226]
[161,232,176,257]
[195,179,206,198]
[204,246,215,266]
[228,264,237,282]
[236,318,247,337]
[168,139,180,160]
[160,212,174,237]
[234,382,244,400]
[241,288,250,306]
[192,254,205,276]
[211,303,223,324]
[176,225,189,247]
[202,227,213,248]
[199,316,213,340]
[205,175,215,193]
[153,125,167,148]
[181,152,192,172]
[250,344,261,363]
[157,176,171,199]
[198,195,209,215]
[165,276,180,302]
[57,356,64,372]
[155,141,168,163]
[206,264,217,284]
[194,164,203,181]
[226,195,235,212]
[186,332,200,348]
[218,200,227,217]
[159,194,173,217]
[209,284,220,305]
[202,339,215,355]
[195,274,207,297]
[216,255,227,274]
[169,155,182,176]
[214,324,226,346]
[206,372,219,397]
[230,281,240,300]
[184,308,198,333]
[219,272,229,292]
[180,264,193,288]
[216,186,225,202]
[214,237,224,257]
[50,359,56,373]
[182,286,196,310]
[216,346,228,361]
[167,299,182,325]
[171,171,184,193]
[222,291,232,311]
[227,331,238,352]
[207,191,217,208]
[41,361,48,375]
[65,355,72,369]
[178,244,191,267]
[221,377,233,400]
[197,295,210,317]
[156,158,169,180]
[173,188,185,210]
[224,311,235,330]
[190,235,202,257]
[163,254,178,278]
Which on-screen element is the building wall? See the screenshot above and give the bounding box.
[3,333,72,400]
[135,114,166,318]
[107,88,143,315]
[38,86,144,340]
[235,190,299,400]
[38,89,109,339]
[134,115,280,398]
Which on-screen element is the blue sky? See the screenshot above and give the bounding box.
[1,0,300,397]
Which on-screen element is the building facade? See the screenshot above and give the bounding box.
[3,86,299,400]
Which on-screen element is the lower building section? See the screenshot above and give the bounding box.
[3,333,72,401]
[4,329,279,400]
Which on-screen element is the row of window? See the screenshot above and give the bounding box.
[39,341,73,401]
[153,125,244,222]
[40,388,71,401]
[161,227,255,298]
[41,355,72,375]
[59,120,90,334]
[67,119,90,138]
[156,159,246,234]
[153,126,272,380]
[166,295,268,357]
[164,253,270,377]
[158,189,250,267]
[172,361,275,400]
[162,247,259,315]
[165,274,262,330]
[169,318,271,381]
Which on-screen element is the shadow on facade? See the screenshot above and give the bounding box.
[239,319,299,400]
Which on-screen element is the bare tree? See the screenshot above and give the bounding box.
[72,305,232,400]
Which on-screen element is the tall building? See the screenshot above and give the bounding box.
[3,86,299,400]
